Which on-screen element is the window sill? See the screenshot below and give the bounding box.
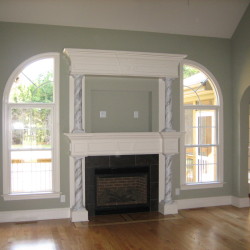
[181,182,224,190]
[2,192,61,201]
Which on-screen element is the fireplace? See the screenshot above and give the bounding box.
[64,49,184,221]
[95,167,149,214]
[85,155,159,217]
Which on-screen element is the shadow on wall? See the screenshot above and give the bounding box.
[239,86,250,195]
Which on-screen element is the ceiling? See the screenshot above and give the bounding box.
[0,0,249,38]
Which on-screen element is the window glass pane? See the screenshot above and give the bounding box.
[185,109,217,145]
[11,108,52,149]
[11,150,52,193]
[9,58,54,103]
[185,146,217,183]
[183,65,217,105]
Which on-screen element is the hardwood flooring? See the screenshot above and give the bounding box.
[0,206,249,250]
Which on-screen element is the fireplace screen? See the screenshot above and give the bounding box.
[95,167,149,213]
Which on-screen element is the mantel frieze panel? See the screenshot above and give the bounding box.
[63,49,186,78]
[65,132,181,157]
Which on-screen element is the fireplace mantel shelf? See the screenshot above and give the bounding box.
[65,132,182,157]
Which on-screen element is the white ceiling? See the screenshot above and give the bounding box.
[0,0,249,38]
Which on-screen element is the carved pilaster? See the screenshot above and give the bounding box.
[72,74,84,133]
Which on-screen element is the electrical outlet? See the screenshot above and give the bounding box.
[60,195,66,203]
[100,111,107,118]
[134,111,139,119]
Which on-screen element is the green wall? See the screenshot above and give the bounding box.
[0,21,232,211]
[232,4,250,197]
[85,76,159,132]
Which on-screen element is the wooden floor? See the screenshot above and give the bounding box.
[0,206,249,250]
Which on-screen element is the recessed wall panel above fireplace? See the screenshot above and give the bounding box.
[85,76,159,133]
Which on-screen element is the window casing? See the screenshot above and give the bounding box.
[180,60,223,189]
[2,53,60,200]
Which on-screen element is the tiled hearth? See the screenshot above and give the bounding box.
[85,155,159,217]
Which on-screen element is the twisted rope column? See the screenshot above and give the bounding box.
[163,78,174,132]
[164,154,174,204]
[72,74,84,133]
[163,78,175,206]
[71,74,85,214]
[73,157,84,211]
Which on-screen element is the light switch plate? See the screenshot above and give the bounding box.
[100,111,107,118]
[134,111,139,119]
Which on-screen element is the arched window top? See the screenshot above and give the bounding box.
[2,53,60,199]
[183,62,220,106]
[9,57,54,104]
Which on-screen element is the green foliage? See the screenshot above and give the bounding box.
[10,71,54,103]
[10,71,53,148]
[183,65,200,79]
[11,108,52,148]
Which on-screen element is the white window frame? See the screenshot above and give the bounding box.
[180,60,224,190]
[2,53,60,200]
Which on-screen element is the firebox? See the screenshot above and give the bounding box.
[95,167,150,214]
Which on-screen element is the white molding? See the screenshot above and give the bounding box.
[180,59,224,188]
[0,208,70,223]
[71,208,88,222]
[159,201,178,215]
[3,192,60,201]
[63,49,186,78]
[0,196,248,223]
[176,196,232,209]
[231,196,250,208]
[181,182,224,190]
[65,132,181,157]
[2,53,61,197]
[176,196,250,210]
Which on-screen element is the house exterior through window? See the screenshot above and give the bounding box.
[181,61,223,189]
[2,53,60,200]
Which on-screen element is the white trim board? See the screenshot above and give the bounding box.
[231,196,250,208]
[177,196,250,210]
[0,196,249,223]
[0,208,70,223]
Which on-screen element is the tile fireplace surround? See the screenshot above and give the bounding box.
[64,48,186,222]
[85,154,159,217]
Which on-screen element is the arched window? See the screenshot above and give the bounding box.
[181,61,223,189]
[2,53,60,200]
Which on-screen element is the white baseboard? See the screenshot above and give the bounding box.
[0,208,70,223]
[231,196,250,208]
[0,195,249,223]
[176,196,232,210]
[71,208,88,222]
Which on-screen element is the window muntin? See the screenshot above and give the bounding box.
[183,65,217,106]
[184,109,217,146]
[3,54,59,198]
[9,58,54,104]
[183,64,220,185]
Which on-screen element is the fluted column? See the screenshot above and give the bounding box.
[72,74,84,133]
[162,78,174,132]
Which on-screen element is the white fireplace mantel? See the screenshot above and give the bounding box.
[65,132,182,157]
[63,48,186,78]
[63,48,187,222]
